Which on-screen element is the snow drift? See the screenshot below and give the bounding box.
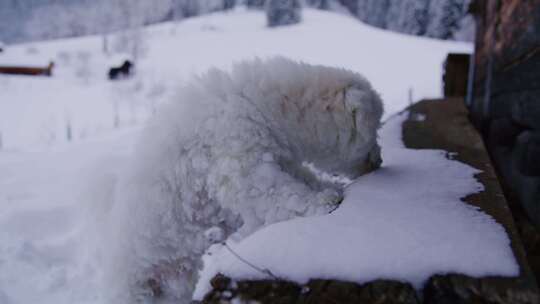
[106,57,383,302]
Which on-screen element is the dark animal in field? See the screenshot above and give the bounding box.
[108,60,133,80]
[0,61,54,76]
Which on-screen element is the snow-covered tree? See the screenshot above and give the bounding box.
[266,0,302,27]
[385,0,430,36]
[452,14,475,41]
[301,0,329,9]
[111,0,150,62]
[224,0,237,9]
[25,4,87,41]
[356,0,390,29]
[199,0,230,13]
[425,0,469,39]
[245,0,266,9]
[353,0,473,41]
[14,0,474,43]
[170,0,201,19]
[23,0,173,45]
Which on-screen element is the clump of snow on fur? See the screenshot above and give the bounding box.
[105,57,383,302]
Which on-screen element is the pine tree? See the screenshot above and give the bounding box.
[425,0,469,39]
[266,0,302,27]
[302,0,329,10]
[385,0,430,36]
[246,0,266,9]
[357,0,391,29]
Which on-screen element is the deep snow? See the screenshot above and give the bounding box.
[0,127,140,304]
[0,8,515,304]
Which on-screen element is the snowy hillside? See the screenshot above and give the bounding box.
[0,8,513,304]
[0,8,471,150]
[0,0,473,44]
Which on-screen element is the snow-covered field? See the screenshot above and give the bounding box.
[0,8,472,150]
[0,8,517,304]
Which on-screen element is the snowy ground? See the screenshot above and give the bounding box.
[0,8,517,304]
[0,128,139,303]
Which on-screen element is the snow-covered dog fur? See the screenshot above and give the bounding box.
[106,57,383,302]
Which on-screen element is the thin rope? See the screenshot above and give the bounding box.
[221,242,280,280]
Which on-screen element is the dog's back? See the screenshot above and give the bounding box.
[108,60,133,80]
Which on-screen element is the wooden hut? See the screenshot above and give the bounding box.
[0,62,54,76]
[443,53,470,97]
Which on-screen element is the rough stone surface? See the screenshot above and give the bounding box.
[512,98,540,130]
[403,98,539,304]
[514,132,540,176]
[201,275,419,304]
[469,0,540,227]
[424,274,539,304]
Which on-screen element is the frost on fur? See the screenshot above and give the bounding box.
[108,57,383,302]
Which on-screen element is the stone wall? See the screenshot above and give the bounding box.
[468,0,540,226]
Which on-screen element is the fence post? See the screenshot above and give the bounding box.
[66,119,72,142]
[114,100,120,128]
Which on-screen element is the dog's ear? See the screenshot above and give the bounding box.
[344,86,383,126]
[344,87,367,111]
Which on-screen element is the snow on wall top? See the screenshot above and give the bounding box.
[193,112,519,300]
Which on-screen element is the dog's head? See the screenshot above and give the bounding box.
[229,57,384,182]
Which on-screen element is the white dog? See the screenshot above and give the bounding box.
[106,57,383,303]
